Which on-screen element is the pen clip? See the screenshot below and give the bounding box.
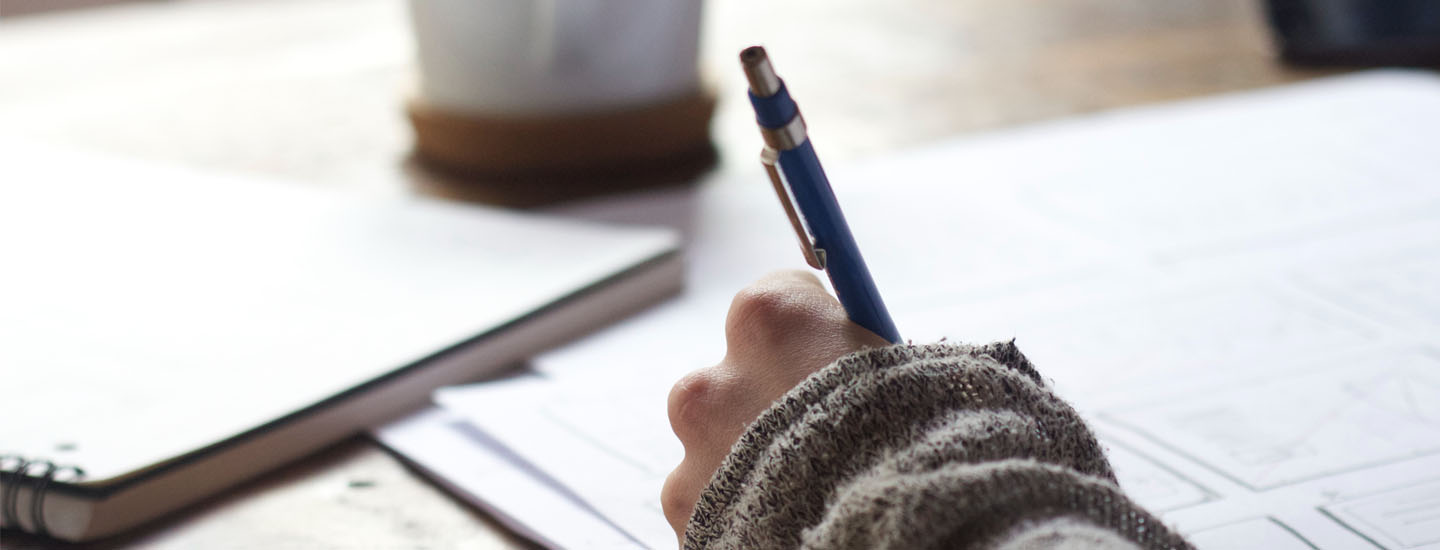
[761,148,826,270]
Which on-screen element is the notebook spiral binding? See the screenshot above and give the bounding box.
[0,453,85,538]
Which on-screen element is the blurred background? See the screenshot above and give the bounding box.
[2,0,1436,548]
[1,0,1379,206]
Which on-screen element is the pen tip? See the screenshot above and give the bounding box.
[739,46,781,97]
[740,46,766,65]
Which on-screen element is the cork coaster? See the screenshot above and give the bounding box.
[407,89,717,207]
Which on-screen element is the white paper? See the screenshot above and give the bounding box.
[415,71,1440,548]
[373,408,644,549]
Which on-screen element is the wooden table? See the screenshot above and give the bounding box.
[0,0,1326,547]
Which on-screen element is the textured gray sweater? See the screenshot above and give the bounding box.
[683,342,1194,550]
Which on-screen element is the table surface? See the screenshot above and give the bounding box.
[0,0,1328,547]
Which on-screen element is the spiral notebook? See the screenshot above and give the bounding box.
[0,142,683,542]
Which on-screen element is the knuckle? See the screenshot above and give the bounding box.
[667,369,722,444]
[727,286,818,343]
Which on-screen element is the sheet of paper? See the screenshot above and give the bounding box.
[372,408,644,549]
[425,71,1440,549]
[431,291,729,548]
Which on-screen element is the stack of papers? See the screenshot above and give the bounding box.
[375,71,1440,550]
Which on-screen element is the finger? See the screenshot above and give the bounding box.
[666,367,720,450]
[725,273,843,348]
[749,270,889,348]
[752,269,834,303]
[667,365,763,452]
[764,268,826,290]
[661,458,713,540]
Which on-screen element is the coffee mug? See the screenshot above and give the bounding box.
[409,0,705,115]
[404,0,716,204]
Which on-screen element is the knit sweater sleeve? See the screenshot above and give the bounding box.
[682,342,1194,550]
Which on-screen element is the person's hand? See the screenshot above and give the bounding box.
[660,270,891,539]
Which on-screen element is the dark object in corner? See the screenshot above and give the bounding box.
[1266,0,1440,66]
[1267,0,1440,66]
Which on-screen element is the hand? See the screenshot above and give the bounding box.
[660,270,891,540]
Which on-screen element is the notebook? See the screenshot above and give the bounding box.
[0,141,684,542]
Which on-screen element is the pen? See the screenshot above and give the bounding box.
[739,46,902,344]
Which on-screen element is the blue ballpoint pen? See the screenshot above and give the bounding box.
[740,46,902,344]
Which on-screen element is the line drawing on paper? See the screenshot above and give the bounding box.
[982,283,1380,396]
[1187,517,1319,549]
[1294,243,1440,336]
[1102,438,1217,513]
[1104,350,1440,491]
[1321,478,1440,549]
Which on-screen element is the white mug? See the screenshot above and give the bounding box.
[407,0,705,116]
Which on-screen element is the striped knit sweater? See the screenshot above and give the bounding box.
[682,342,1194,550]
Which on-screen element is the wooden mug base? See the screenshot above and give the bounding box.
[407,89,717,207]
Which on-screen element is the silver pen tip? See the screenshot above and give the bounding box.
[740,46,782,97]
